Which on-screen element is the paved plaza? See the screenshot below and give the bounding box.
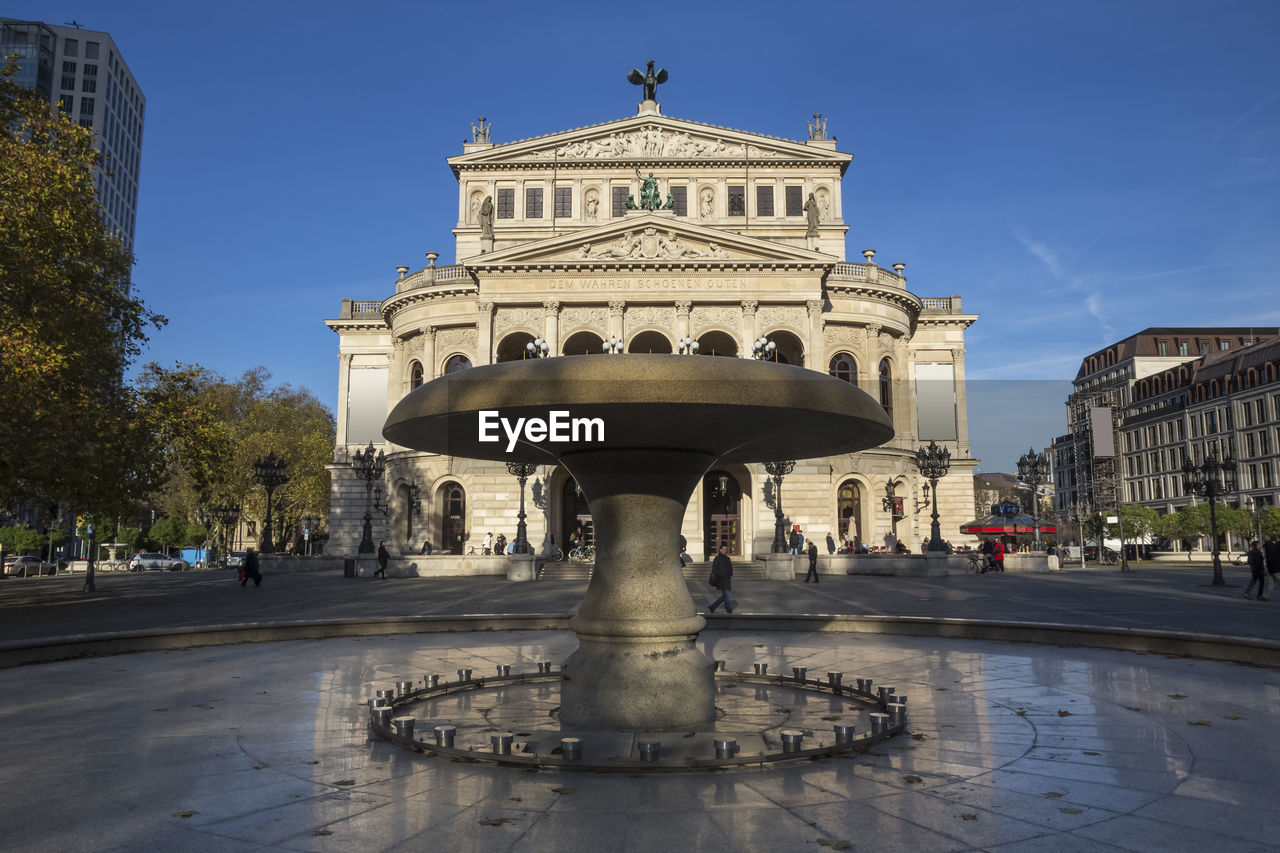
[2,564,1279,852]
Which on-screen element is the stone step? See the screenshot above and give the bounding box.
[537,560,594,581]
[682,560,767,580]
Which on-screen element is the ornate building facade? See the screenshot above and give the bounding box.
[326,91,978,561]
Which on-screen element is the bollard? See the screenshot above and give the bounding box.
[856,678,873,693]
[433,725,456,748]
[638,740,661,762]
[869,712,890,736]
[887,702,907,727]
[457,668,473,682]
[894,694,907,707]
[424,674,439,689]
[372,707,393,729]
[560,737,582,760]
[392,716,416,739]
[397,680,413,698]
[537,661,552,673]
[714,737,738,759]
[376,688,396,702]
[834,723,856,744]
[877,686,896,704]
[496,664,511,677]
[827,672,843,689]
[792,667,808,683]
[715,660,727,671]
[371,696,388,709]
[780,729,805,753]
[491,732,514,755]
[753,663,769,675]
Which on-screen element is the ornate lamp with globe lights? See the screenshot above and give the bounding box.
[1182,452,1236,586]
[252,452,289,554]
[351,442,386,555]
[764,460,796,553]
[1016,446,1051,550]
[912,441,951,553]
[505,462,539,554]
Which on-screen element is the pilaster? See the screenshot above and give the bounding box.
[423,327,437,379]
[477,302,495,365]
[675,300,692,341]
[543,300,561,353]
[335,353,353,446]
[741,300,758,355]
[608,300,626,341]
[806,299,825,370]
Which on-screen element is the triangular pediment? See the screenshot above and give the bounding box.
[448,114,851,171]
[465,214,837,267]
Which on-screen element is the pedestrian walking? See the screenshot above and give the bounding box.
[826,532,835,554]
[482,532,493,555]
[1243,540,1268,600]
[805,540,820,582]
[1265,535,1280,589]
[788,525,802,555]
[992,540,1005,572]
[707,544,735,613]
[241,548,262,587]
[375,541,389,579]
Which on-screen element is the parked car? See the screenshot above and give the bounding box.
[4,555,50,577]
[221,551,248,571]
[129,552,188,572]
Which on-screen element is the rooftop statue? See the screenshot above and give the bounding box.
[471,116,491,143]
[627,60,668,102]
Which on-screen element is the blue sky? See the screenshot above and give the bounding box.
[11,1,1280,473]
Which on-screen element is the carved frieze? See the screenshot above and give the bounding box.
[755,305,807,332]
[492,307,544,337]
[625,306,676,329]
[572,227,730,261]
[543,127,779,161]
[560,307,609,332]
[690,305,741,332]
[824,325,868,351]
[436,327,477,352]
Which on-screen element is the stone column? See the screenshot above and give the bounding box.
[543,300,561,354]
[740,300,758,355]
[476,301,495,365]
[391,336,408,404]
[864,323,881,388]
[335,353,353,445]
[423,327,437,379]
[675,300,692,342]
[953,346,972,457]
[609,299,626,342]
[806,298,824,370]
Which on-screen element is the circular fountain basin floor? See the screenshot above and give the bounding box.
[2,629,1277,852]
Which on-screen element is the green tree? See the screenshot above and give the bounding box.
[148,517,186,552]
[0,65,167,534]
[1262,507,1280,539]
[1106,505,1158,544]
[0,525,45,553]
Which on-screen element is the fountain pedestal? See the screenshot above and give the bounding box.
[384,355,892,731]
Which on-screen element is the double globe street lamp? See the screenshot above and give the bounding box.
[1182,452,1236,586]
[913,441,952,553]
[764,460,796,553]
[252,453,289,554]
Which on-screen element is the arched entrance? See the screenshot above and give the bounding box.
[560,476,593,553]
[837,479,863,546]
[696,330,738,357]
[562,331,605,356]
[496,331,537,363]
[440,481,466,554]
[703,470,742,557]
[760,329,804,366]
[627,330,673,353]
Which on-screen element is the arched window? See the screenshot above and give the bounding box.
[828,353,857,385]
[879,358,893,417]
[837,479,862,545]
[410,360,424,389]
[444,355,472,373]
[440,482,466,555]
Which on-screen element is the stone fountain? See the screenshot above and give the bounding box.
[383,354,892,730]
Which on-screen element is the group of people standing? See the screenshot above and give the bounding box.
[1243,537,1280,601]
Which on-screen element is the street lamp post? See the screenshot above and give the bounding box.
[351,442,386,555]
[1182,452,1236,586]
[506,462,538,554]
[764,460,795,553]
[214,504,240,559]
[252,452,289,554]
[881,480,901,548]
[302,514,318,556]
[1016,446,1051,551]
[913,441,952,553]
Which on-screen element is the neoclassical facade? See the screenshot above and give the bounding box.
[326,96,978,560]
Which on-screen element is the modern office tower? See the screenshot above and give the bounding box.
[1,18,145,254]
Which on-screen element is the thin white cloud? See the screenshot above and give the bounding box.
[1016,234,1065,279]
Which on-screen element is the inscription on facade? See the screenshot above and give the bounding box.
[547,276,747,291]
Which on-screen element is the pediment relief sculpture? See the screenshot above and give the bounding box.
[572,228,730,261]
[548,126,778,161]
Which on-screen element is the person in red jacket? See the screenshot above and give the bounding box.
[993,540,1005,572]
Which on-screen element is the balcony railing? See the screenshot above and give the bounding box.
[396,264,472,292]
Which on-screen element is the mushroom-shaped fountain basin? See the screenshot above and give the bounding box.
[384,354,893,730]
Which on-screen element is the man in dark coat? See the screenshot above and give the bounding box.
[375,541,389,579]
[826,532,836,554]
[707,544,734,613]
[241,548,262,587]
[1265,535,1280,589]
[805,540,820,582]
[1243,540,1268,600]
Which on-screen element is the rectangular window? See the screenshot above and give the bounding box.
[64,38,78,57]
[81,78,95,93]
[756,185,774,216]
[525,187,543,219]
[83,64,97,77]
[1205,410,1217,434]
[62,75,76,90]
[1157,340,1167,356]
[79,96,94,114]
[670,185,687,216]
[1220,340,1230,351]
[1244,405,1254,427]
[496,188,514,219]
[1258,399,1267,423]
[728,185,745,216]
[62,60,76,73]
[1178,341,1188,356]
[1200,342,1209,356]
[785,185,803,216]
[1261,430,1271,456]
[612,186,629,217]
[85,41,99,59]
[1264,463,1274,488]
[554,186,571,218]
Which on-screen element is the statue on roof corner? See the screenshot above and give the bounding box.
[471,116,491,143]
[807,113,828,141]
[627,60,668,102]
